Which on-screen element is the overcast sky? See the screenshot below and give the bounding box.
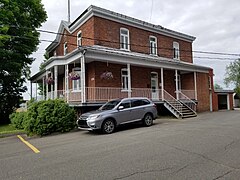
[26,0,240,99]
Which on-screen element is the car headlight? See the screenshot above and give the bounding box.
[87,114,101,121]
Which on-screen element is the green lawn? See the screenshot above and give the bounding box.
[0,124,25,135]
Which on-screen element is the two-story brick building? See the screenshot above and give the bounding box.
[30,5,220,118]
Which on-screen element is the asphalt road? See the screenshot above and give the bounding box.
[1,110,240,180]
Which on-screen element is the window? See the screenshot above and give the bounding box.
[72,69,81,91]
[120,28,130,50]
[149,36,157,55]
[120,100,131,109]
[121,68,129,90]
[173,42,180,60]
[64,42,68,55]
[54,50,57,56]
[77,31,82,47]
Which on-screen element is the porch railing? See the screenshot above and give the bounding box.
[180,90,195,100]
[178,91,197,113]
[45,87,162,102]
[163,89,183,114]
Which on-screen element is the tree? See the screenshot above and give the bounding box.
[0,0,47,124]
[224,58,240,95]
[214,83,223,90]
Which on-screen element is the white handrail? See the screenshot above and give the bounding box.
[163,89,183,115]
[178,91,197,113]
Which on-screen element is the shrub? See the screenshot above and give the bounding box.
[24,99,76,136]
[10,111,27,129]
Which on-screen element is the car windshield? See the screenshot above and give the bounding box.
[99,99,121,110]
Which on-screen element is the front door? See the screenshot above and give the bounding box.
[151,72,159,100]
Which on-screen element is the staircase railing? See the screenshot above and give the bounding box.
[163,90,183,115]
[178,91,197,114]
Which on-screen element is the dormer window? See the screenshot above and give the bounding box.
[149,36,157,55]
[173,42,180,60]
[77,31,82,47]
[120,28,130,50]
[64,42,68,55]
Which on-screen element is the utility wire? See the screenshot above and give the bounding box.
[1,34,239,61]
[5,25,240,57]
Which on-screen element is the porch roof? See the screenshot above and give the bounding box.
[30,45,212,81]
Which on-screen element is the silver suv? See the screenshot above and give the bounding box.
[76,97,158,134]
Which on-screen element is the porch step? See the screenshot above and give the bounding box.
[164,100,197,119]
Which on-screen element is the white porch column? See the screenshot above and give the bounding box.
[46,71,49,99]
[50,69,53,99]
[35,82,37,100]
[42,77,45,100]
[54,66,58,99]
[81,55,86,103]
[194,71,198,100]
[127,63,131,98]
[65,64,69,103]
[175,69,179,100]
[161,67,164,100]
[30,82,32,99]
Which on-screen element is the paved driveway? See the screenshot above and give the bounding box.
[0,110,240,180]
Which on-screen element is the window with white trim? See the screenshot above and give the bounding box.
[121,68,129,90]
[149,36,157,55]
[77,31,82,47]
[64,42,68,55]
[120,28,130,50]
[173,42,180,60]
[72,69,81,91]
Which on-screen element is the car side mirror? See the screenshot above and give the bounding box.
[118,106,124,110]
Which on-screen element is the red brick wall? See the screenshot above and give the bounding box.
[93,17,193,63]
[181,73,194,90]
[51,16,193,62]
[196,72,210,112]
[163,70,176,97]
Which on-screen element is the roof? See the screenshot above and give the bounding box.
[46,5,196,52]
[45,20,71,52]
[38,45,211,73]
[214,89,234,93]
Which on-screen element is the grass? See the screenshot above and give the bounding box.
[0,124,25,136]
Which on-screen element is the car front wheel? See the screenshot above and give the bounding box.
[102,119,115,134]
[143,114,153,126]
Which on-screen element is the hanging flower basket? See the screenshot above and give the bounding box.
[46,77,54,84]
[69,71,80,80]
[101,71,113,80]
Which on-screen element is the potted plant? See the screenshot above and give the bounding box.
[100,71,113,80]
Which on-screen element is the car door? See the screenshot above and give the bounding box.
[114,100,132,125]
[131,99,146,121]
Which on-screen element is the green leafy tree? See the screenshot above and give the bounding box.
[224,58,240,95]
[214,83,223,90]
[38,52,49,96]
[0,0,47,124]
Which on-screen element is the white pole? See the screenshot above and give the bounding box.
[175,69,179,100]
[81,56,86,103]
[46,71,48,99]
[194,72,197,100]
[65,64,69,103]
[127,63,131,98]
[54,66,58,99]
[42,77,45,100]
[161,68,164,100]
[68,0,70,22]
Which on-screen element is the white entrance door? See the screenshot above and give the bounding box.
[151,72,159,100]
